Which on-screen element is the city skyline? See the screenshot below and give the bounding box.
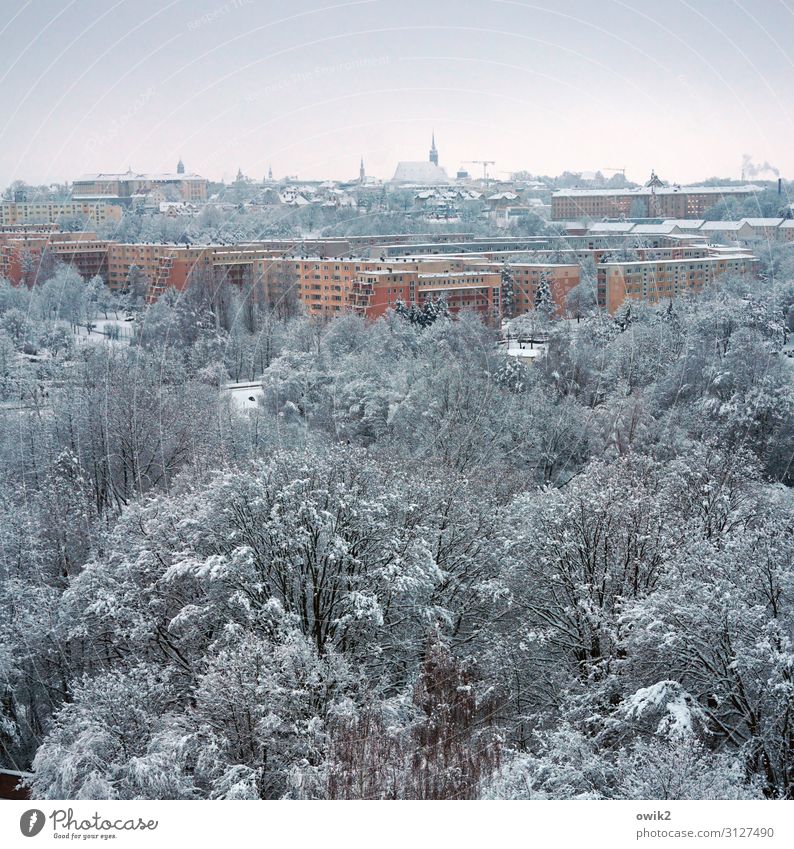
[1,0,793,187]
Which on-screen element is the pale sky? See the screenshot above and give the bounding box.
[1,0,793,186]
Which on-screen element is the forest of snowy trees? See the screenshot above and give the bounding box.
[1,255,793,800]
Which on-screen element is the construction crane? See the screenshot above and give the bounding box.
[463,160,496,184]
[603,167,626,176]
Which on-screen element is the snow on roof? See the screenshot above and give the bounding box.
[391,162,451,185]
[707,245,754,254]
[588,222,636,232]
[278,191,309,205]
[604,253,756,267]
[67,196,125,203]
[554,184,763,198]
[76,172,205,182]
[665,234,709,243]
[741,217,785,227]
[661,219,706,229]
[419,283,496,292]
[417,271,495,279]
[631,223,681,234]
[510,262,580,268]
[699,220,748,231]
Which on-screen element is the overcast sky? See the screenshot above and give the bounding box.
[1,0,793,186]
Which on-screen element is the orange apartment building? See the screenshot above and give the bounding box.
[286,258,395,317]
[506,263,580,316]
[48,235,111,279]
[415,271,503,322]
[356,259,580,323]
[0,230,111,284]
[41,239,581,323]
[1,231,51,283]
[358,264,503,324]
[107,247,388,319]
[598,253,758,313]
[106,243,176,291]
[0,226,759,324]
[551,185,763,221]
[441,260,581,317]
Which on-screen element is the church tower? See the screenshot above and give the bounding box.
[359,155,365,183]
[177,157,185,174]
[429,131,438,166]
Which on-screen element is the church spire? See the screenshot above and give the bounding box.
[359,155,365,183]
[429,131,438,166]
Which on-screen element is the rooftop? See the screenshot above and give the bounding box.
[604,253,756,267]
[417,271,497,279]
[630,223,682,234]
[699,220,749,231]
[661,219,706,229]
[391,161,451,185]
[741,217,785,227]
[588,222,636,232]
[553,184,763,198]
[75,172,205,182]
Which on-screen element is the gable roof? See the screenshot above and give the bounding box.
[391,162,451,185]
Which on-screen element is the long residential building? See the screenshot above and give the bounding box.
[72,171,209,204]
[573,217,794,243]
[598,253,758,313]
[1,227,760,321]
[0,230,112,284]
[0,200,122,226]
[354,259,580,323]
[551,184,763,221]
[358,266,503,323]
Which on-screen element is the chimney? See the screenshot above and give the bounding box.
[778,177,782,195]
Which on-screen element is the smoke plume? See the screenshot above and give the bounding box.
[742,154,780,178]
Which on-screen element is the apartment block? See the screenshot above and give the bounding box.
[415,270,503,322]
[0,200,122,227]
[72,171,208,204]
[551,185,763,221]
[598,254,758,313]
[0,230,110,284]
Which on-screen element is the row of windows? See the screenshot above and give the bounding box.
[301,283,344,292]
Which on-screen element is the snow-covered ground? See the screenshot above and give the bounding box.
[504,338,546,361]
[73,316,133,346]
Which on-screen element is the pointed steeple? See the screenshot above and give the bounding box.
[359,155,365,183]
[429,131,438,166]
[177,156,185,174]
